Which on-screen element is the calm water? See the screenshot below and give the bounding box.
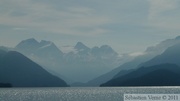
[0,87,180,101]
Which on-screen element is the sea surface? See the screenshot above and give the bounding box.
[0,87,180,101]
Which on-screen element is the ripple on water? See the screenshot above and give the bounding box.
[0,87,180,101]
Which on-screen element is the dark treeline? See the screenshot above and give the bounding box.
[0,83,12,87]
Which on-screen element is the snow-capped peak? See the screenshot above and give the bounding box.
[39,42,53,49]
[39,40,52,47]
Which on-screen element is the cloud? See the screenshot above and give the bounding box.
[129,52,145,57]
[1,0,180,49]
[0,0,111,36]
[147,0,180,31]
[13,28,28,31]
[148,0,178,19]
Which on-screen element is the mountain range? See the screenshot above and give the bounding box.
[14,38,121,84]
[88,36,180,86]
[1,36,180,87]
[0,48,68,87]
[101,37,180,86]
[101,64,180,86]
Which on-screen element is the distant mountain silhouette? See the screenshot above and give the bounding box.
[101,37,180,87]
[145,36,180,54]
[91,45,118,59]
[15,38,40,55]
[141,42,180,67]
[88,36,180,86]
[15,38,120,83]
[0,49,68,87]
[101,64,180,86]
[75,42,90,51]
[15,38,63,57]
[15,39,69,82]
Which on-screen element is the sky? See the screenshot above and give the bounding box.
[0,0,180,55]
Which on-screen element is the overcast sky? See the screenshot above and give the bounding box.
[0,0,180,54]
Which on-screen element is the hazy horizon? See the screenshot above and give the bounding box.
[1,0,180,55]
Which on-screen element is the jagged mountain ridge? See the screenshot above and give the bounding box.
[15,38,121,83]
[101,37,180,86]
[87,36,180,86]
[16,38,63,57]
[141,42,180,67]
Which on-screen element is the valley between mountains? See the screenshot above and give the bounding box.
[1,36,180,87]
